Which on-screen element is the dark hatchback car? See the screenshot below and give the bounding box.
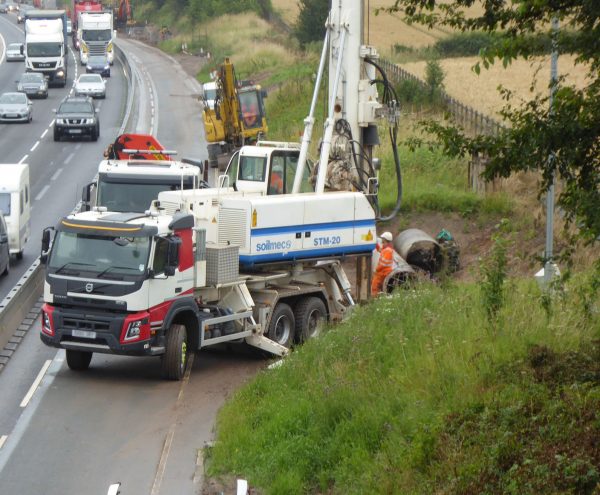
[0,4,8,14]
[54,96,100,141]
[85,55,110,77]
[16,72,48,99]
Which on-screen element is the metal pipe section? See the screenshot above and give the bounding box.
[315,27,347,194]
[292,29,330,194]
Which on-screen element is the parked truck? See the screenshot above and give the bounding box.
[70,0,103,49]
[24,10,69,87]
[78,10,114,65]
[81,134,207,213]
[39,0,399,379]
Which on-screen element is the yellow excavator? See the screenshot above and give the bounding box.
[202,57,268,170]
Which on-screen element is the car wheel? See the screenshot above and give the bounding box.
[53,127,60,141]
[91,127,98,141]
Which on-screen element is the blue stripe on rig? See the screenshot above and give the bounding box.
[240,243,377,266]
[251,219,375,236]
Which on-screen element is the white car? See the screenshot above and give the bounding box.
[0,92,32,123]
[202,81,217,110]
[6,42,24,62]
[74,74,106,99]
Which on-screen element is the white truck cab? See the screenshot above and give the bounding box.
[0,163,30,259]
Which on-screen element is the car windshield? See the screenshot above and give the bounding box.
[8,43,22,51]
[59,101,93,113]
[20,73,43,83]
[88,56,108,65]
[48,232,151,277]
[78,75,102,84]
[0,93,27,104]
[27,42,62,57]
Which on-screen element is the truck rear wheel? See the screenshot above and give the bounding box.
[294,297,327,343]
[266,303,294,349]
[161,324,188,380]
[66,349,92,371]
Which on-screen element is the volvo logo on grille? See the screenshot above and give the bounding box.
[85,283,94,293]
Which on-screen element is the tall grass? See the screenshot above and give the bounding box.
[206,275,599,493]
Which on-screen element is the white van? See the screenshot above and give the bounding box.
[0,164,30,259]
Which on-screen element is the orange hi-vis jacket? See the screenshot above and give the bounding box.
[371,243,395,295]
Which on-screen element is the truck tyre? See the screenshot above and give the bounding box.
[66,349,92,371]
[16,250,23,260]
[266,303,295,349]
[294,297,327,343]
[161,324,188,380]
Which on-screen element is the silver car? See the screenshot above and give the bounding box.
[6,42,24,62]
[74,73,106,99]
[16,72,48,99]
[0,92,32,123]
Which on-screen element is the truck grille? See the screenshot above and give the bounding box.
[63,317,110,332]
[87,42,108,56]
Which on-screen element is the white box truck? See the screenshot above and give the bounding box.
[78,11,114,65]
[0,164,30,259]
[24,16,68,87]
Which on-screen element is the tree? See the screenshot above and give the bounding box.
[295,0,330,47]
[384,0,600,249]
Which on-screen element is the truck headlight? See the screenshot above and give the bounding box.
[124,320,142,341]
[41,307,54,336]
[86,65,92,70]
[106,42,113,52]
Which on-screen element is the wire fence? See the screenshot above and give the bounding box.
[379,59,505,137]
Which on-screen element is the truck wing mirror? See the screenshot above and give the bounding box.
[165,237,181,276]
[0,233,8,244]
[81,181,95,209]
[40,227,54,264]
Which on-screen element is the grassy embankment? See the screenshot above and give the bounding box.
[133,8,599,493]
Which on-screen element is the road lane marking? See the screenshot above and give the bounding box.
[30,141,39,152]
[41,129,48,139]
[150,354,195,495]
[107,483,121,495]
[34,185,50,202]
[51,168,63,181]
[0,436,7,450]
[18,155,28,164]
[20,360,52,408]
[64,152,75,164]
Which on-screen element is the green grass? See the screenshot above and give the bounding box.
[206,277,599,494]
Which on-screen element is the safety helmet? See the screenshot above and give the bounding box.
[381,232,393,242]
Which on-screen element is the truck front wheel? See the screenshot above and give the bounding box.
[161,324,188,380]
[294,297,327,343]
[266,303,295,349]
[66,349,92,371]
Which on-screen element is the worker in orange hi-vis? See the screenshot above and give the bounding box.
[371,231,395,296]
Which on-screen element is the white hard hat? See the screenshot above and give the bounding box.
[381,232,393,242]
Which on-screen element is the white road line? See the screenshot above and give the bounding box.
[51,168,63,181]
[34,184,50,202]
[30,141,39,152]
[64,152,75,164]
[107,483,121,495]
[49,119,55,128]
[41,129,48,139]
[20,360,52,408]
[0,436,7,450]
[18,154,28,164]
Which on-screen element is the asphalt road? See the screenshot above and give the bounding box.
[0,23,262,495]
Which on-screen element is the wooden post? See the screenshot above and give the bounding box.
[356,255,372,302]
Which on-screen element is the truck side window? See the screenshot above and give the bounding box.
[153,237,169,275]
[268,155,285,195]
[25,185,29,204]
[20,190,24,215]
[239,156,266,182]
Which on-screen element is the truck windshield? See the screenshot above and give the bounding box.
[82,29,111,42]
[0,193,10,216]
[49,232,150,276]
[27,42,62,57]
[97,179,194,212]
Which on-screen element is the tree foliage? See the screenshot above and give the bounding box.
[295,0,330,47]
[385,0,600,247]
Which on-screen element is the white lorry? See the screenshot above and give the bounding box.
[0,164,30,260]
[78,11,114,66]
[24,11,68,87]
[39,0,398,379]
